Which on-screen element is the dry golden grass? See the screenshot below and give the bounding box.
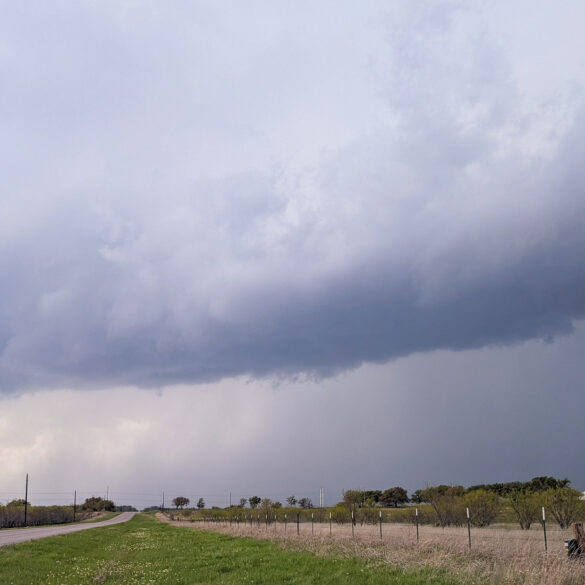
[160,514,585,585]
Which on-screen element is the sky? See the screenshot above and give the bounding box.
[1,0,585,509]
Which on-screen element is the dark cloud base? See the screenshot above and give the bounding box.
[2,227,584,393]
[1,1,585,394]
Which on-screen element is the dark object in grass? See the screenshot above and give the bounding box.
[565,523,585,559]
[565,539,580,558]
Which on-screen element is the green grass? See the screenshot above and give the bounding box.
[0,513,457,585]
[81,511,121,523]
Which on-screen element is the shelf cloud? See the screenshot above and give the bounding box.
[1,1,585,393]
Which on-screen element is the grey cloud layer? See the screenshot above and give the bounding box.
[2,1,585,391]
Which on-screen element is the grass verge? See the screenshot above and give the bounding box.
[80,511,121,523]
[179,518,585,585]
[0,513,457,585]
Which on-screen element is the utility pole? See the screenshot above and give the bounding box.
[24,473,29,527]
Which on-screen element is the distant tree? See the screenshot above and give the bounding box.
[342,490,365,513]
[502,482,524,495]
[197,498,205,510]
[467,477,571,498]
[286,495,298,507]
[363,490,382,505]
[527,476,570,493]
[464,490,499,527]
[273,501,282,509]
[173,496,190,510]
[298,497,313,509]
[544,487,583,528]
[380,487,409,508]
[103,499,115,511]
[117,505,138,512]
[509,491,539,530]
[81,497,115,512]
[260,498,273,512]
[410,490,424,504]
[420,486,466,527]
[6,499,30,507]
[249,496,261,509]
[239,498,247,508]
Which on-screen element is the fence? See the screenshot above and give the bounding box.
[166,506,570,555]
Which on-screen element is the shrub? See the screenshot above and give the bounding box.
[464,490,500,527]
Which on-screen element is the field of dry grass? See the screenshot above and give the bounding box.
[160,514,585,585]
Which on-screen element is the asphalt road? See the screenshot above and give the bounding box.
[0,511,136,547]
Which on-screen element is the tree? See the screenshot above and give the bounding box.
[509,491,539,530]
[410,490,424,504]
[527,476,570,493]
[273,501,282,509]
[298,497,313,509]
[286,495,298,507]
[81,497,115,512]
[249,496,261,509]
[464,490,499,527]
[380,487,409,508]
[260,498,273,513]
[6,499,30,507]
[173,496,190,510]
[197,498,205,510]
[420,486,466,527]
[544,487,583,528]
[363,490,382,505]
[239,498,247,508]
[342,490,365,514]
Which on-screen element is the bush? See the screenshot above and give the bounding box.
[357,506,380,525]
[464,490,500,527]
[0,504,86,528]
[420,486,466,527]
[544,487,583,528]
[81,497,115,512]
[509,491,540,530]
[330,505,351,524]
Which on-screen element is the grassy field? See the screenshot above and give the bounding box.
[164,514,585,585]
[0,513,457,585]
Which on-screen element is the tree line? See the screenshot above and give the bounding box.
[0,496,119,529]
[168,477,584,530]
[342,476,582,530]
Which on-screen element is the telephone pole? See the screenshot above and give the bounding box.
[24,473,29,527]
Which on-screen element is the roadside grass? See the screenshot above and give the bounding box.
[81,511,121,523]
[0,513,457,585]
[166,515,585,585]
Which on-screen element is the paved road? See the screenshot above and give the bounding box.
[0,512,136,547]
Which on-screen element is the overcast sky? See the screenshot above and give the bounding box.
[1,1,585,509]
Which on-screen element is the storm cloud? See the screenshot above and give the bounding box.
[2,1,585,393]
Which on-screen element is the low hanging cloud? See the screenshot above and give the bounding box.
[1,1,585,392]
